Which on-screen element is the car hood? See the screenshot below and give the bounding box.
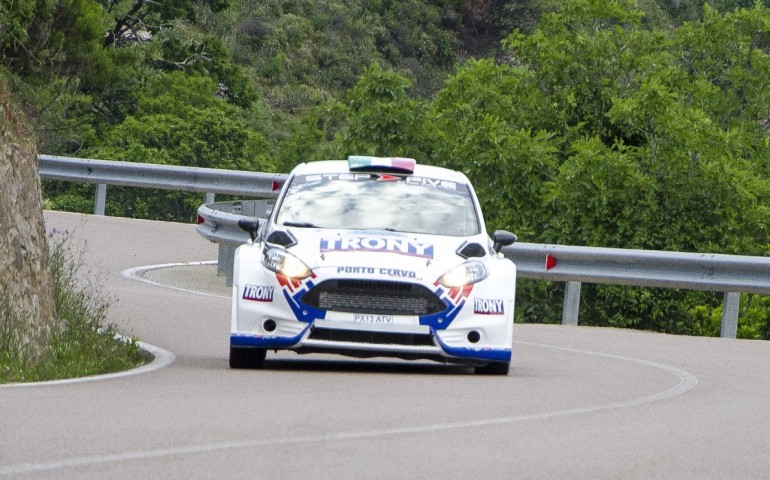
[279,228,487,282]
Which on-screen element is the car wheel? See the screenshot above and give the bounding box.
[474,361,510,375]
[229,346,267,369]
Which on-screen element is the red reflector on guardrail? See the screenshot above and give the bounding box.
[545,254,557,270]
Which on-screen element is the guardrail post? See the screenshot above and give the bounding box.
[94,183,107,215]
[217,244,236,286]
[205,192,215,204]
[720,292,740,338]
[562,281,581,325]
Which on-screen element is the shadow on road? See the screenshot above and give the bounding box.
[174,353,477,376]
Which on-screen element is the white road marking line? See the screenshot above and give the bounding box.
[0,340,698,476]
[121,261,229,299]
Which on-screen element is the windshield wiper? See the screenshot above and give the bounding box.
[282,221,318,228]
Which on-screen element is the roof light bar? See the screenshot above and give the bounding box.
[348,155,416,174]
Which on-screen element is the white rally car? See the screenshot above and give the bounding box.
[231,156,518,374]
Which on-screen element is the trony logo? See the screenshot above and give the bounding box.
[473,298,505,315]
[243,285,274,302]
[320,237,434,258]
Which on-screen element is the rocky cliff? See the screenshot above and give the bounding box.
[0,77,57,353]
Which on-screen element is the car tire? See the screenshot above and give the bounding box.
[229,346,267,369]
[474,361,510,375]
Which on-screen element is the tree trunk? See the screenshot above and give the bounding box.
[0,77,58,357]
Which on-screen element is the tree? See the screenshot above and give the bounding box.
[66,72,274,220]
[102,0,231,47]
[662,0,770,24]
[0,0,56,73]
[430,58,557,236]
[499,0,770,253]
[422,0,770,334]
[342,63,431,158]
[273,98,350,171]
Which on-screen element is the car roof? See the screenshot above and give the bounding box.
[288,159,472,184]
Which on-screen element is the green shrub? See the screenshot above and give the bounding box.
[0,232,144,383]
[692,294,770,340]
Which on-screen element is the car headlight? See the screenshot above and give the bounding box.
[262,248,311,279]
[439,261,488,288]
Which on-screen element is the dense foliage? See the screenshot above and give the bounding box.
[3,0,770,338]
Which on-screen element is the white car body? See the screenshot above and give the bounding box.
[230,157,517,374]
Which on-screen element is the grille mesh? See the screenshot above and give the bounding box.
[301,280,445,316]
[308,328,435,346]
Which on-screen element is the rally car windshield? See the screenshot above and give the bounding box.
[275,173,481,236]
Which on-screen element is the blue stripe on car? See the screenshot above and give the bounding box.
[231,325,309,348]
[283,285,326,323]
[434,332,512,362]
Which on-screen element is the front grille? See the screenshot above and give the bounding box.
[300,280,445,316]
[308,327,435,346]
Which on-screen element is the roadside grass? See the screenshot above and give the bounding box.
[0,233,146,383]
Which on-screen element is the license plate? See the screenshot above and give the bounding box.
[353,314,394,324]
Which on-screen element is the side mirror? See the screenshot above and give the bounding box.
[492,230,517,253]
[238,218,261,242]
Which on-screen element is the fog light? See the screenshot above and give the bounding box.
[263,319,277,332]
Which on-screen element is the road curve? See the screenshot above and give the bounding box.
[1,211,769,479]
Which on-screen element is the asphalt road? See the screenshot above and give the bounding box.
[1,211,769,479]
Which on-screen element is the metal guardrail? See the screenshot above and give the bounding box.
[39,155,770,338]
[506,243,770,294]
[196,200,274,283]
[503,243,770,338]
[38,155,287,214]
[197,202,770,339]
